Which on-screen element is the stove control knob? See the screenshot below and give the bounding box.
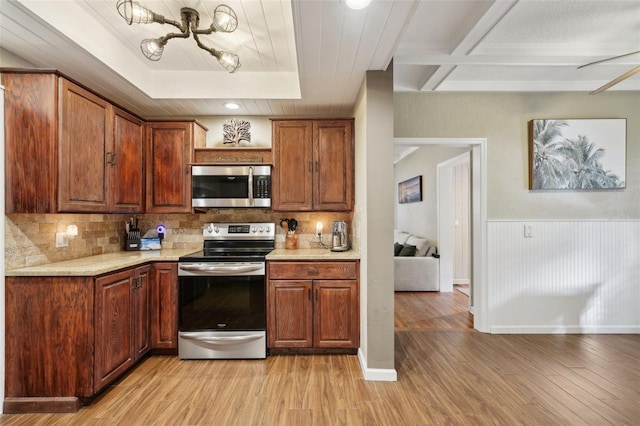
[207,224,213,234]
[251,226,257,233]
[265,226,271,233]
[259,226,264,232]
[214,226,220,233]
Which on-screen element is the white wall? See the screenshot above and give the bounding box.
[394,146,467,240]
[395,91,640,332]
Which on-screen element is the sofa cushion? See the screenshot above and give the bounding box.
[394,230,411,245]
[398,244,417,256]
[394,242,403,256]
[406,235,430,257]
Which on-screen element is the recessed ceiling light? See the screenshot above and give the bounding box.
[346,0,370,10]
[224,102,240,110]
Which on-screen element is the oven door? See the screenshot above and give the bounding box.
[178,262,266,359]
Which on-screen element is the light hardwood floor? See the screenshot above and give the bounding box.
[2,290,639,425]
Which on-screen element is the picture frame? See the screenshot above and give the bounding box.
[398,175,422,203]
[529,118,626,190]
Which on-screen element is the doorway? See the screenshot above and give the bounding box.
[394,138,487,332]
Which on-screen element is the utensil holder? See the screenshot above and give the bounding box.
[285,233,298,250]
[125,232,141,251]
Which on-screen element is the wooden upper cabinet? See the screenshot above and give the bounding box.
[58,79,112,212]
[112,108,145,213]
[2,71,145,213]
[313,120,354,211]
[3,72,58,213]
[272,120,314,210]
[272,119,353,211]
[146,121,202,213]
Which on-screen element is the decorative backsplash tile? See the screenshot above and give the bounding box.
[4,210,352,270]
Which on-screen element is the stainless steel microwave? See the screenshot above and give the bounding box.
[192,165,271,208]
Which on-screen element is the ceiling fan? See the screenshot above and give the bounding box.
[578,50,640,95]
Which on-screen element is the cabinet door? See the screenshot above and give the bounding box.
[95,269,133,392]
[267,280,313,348]
[272,120,313,211]
[313,280,359,348]
[133,265,151,360]
[313,120,354,211]
[112,108,144,213]
[151,262,178,350]
[58,78,112,212]
[146,122,192,213]
[3,72,58,213]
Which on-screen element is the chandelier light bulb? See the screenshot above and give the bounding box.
[213,5,238,32]
[217,51,241,73]
[140,38,164,61]
[117,0,155,24]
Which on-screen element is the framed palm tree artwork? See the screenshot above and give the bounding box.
[529,119,626,190]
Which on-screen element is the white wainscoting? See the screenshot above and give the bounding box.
[487,220,640,334]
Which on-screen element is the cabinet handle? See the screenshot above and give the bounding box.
[308,161,312,172]
[315,161,319,172]
[106,152,114,165]
[308,288,311,300]
[307,267,319,276]
[111,153,118,166]
[315,288,318,301]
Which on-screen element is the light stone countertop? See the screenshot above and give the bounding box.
[5,249,199,277]
[6,247,361,277]
[266,247,360,261]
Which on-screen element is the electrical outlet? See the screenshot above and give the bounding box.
[55,232,68,247]
[523,224,533,238]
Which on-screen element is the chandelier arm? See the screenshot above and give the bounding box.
[192,25,217,36]
[159,29,191,45]
[192,32,221,59]
[160,18,187,32]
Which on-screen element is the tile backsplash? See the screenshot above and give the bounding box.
[5,210,352,270]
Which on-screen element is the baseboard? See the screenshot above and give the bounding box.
[490,325,640,334]
[357,348,397,381]
[3,397,80,413]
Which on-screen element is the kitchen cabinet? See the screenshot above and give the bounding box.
[267,261,359,353]
[272,119,354,211]
[151,262,179,352]
[4,265,153,413]
[2,71,145,213]
[95,265,150,391]
[145,121,206,213]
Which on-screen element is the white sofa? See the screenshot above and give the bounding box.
[394,230,439,291]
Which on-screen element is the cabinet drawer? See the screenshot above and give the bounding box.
[269,262,357,280]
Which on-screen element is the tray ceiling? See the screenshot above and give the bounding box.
[1,0,638,119]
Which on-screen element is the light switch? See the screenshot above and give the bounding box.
[524,224,533,238]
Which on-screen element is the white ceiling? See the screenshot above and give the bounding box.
[1,0,639,121]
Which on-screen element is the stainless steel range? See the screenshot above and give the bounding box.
[178,222,275,359]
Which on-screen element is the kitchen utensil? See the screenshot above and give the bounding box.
[289,219,297,232]
[331,221,349,252]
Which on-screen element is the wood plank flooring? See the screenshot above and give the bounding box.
[2,290,639,425]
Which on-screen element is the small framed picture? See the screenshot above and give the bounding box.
[398,175,422,203]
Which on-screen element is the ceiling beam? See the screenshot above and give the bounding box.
[420,0,518,91]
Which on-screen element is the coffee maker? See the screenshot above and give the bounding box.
[331,221,349,252]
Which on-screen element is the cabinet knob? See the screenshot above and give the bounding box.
[307,267,319,276]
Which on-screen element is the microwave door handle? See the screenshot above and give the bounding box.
[248,166,254,206]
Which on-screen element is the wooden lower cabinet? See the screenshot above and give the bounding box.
[267,261,359,353]
[151,262,179,352]
[4,264,161,414]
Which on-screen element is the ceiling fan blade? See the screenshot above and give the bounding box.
[578,50,640,69]
[590,65,640,95]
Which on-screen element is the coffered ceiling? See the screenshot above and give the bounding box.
[1,0,638,119]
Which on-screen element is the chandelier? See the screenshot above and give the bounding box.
[116,0,241,73]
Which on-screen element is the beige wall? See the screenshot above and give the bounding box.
[394,92,640,220]
[355,68,395,374]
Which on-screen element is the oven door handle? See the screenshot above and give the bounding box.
[179,264,263,274]
[180,332,264,345]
